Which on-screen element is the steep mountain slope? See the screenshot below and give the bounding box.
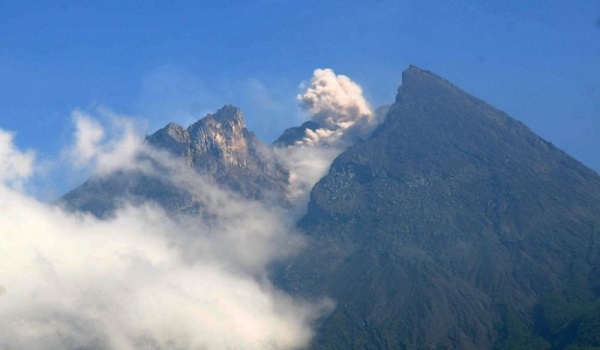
[279,66,600,349]
[60,105,288,216]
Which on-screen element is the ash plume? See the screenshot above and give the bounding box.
[296,68,376,147]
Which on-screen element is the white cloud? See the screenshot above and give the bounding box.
[0,126,332,350]
[68,109,146,176]
[0,129,35,189]
[71,110,105,165]
[0,70,375,348]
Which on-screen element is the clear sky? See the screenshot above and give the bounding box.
[1,0,599,197]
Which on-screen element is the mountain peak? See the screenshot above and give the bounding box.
[282,66,600,349]
[145,122,190,157]
[167,105,289,200]
[396,64,467,105]
[64,105,290,216]
[187,105,249,164]
[206,105,246,129]
[401,64,448,84]
[163,122,188,140]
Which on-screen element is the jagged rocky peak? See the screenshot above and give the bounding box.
[205,104,246,128]
[144,104,289,201]
[187,105,252,167]
[164,122,189,139]
[146,122,190,157]
[149,122,189,140]
[146,105,253,165]
[62,104,289,217]
[189,105,246,138]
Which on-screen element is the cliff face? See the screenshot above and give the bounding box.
[278,66,600,349]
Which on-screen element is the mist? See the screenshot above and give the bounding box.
[0,67,384,349]
[0,120,332,350]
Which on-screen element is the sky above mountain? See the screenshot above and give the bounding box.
[0,0,599,198]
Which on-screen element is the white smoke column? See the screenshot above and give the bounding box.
[275,69,377,207]
[0,127,332,350]
[297,68,375,147]
[273,145,341,212]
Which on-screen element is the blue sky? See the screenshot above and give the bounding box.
[1,0,599,197]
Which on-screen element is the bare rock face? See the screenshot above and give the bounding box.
[148,105,289,200]
[61,105,289,217]
[145,122,191,159]
[188,105,248,166]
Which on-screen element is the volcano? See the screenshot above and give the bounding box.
[278,66,600,349]
[60,66,600,349]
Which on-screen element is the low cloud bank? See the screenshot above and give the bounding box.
[0,67,379,349]
[0,129,35,189]
[0,121,332,350]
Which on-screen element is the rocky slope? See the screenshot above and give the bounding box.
[278,66,600,349]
